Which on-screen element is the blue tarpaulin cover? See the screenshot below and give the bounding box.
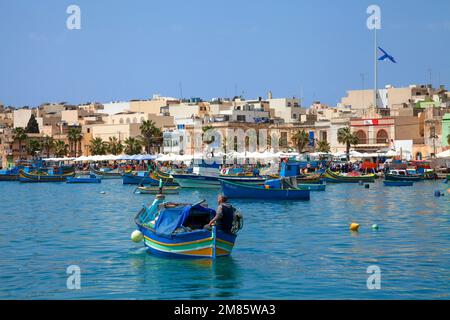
[154,205,216,235]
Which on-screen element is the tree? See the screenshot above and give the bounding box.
[68,127,83,157]
[42,136,55,158]
[89,137,108,155]
[107,137,123,155]
[25,114,40,133]
[337,127,359,161]
[291,130,310,153]
[54,140,69,158]
[139,120,163,154]
[447,134,450,146]
[25,139,42,159]
[316,140,331,153]
[12,127,28,160]
[124,137,143,155]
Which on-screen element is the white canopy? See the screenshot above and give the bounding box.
[436,149,450,159]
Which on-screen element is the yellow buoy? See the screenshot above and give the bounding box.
[131,230,144,243]
[350,223,360,232]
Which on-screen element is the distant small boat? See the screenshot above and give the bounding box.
[383,180,414,187]
[384,172,421,182]
[172,174,220,188]
[136,186,180,194]
[220,179,310,201]
[67,175,101,184]
[324,169,375,183]
[89,166,122,179]
[19,169,75,182]
[0,168,19,181]
[123,171,178,186]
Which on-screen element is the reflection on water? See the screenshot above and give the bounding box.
[0,179,449,299]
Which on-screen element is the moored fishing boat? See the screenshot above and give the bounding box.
[135,186,180,194]
[384,170,421,182]
[122,171,178,186]
[383,180,414,187]
[0,168,19,181]
[218,175,266,184]
[19,169,75,182]
[89,166,122,179]
[172,161,221,188]
[220,179,311,200]
[133,197,243,259]
[323,169,375,183]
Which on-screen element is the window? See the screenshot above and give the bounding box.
[126,118,131,124]
[133,118,137,123]
[321,131,327,142]
[355,130,367,144]
[281,132,288,147]
[237,115,246,122]
[376,130,389,144]
[292,114,297,119]
[87,128,90,133]
[119,118,124,124]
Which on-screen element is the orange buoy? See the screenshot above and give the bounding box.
[350,223,360,232]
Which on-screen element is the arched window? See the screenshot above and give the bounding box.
[133,118,137,123]
[140,117,145,123]
[126,118,131,124]
[355,130,367,144]
[119,118,124,124]
[376,130,389,144]
[416,152,422,160]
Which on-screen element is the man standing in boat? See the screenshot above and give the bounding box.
[205,195,234,234]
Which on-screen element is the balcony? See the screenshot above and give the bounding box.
[354,138,390,148]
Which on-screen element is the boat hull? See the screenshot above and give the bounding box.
[298,184,326,191]
[220,180,310,200]
[136,186,180,194]
[324,169,375,183]
[384,174,421,182]
[122,172,178,186]
[90,167,122,179]
[0,174,18,181]
[19,170,75,182]
[139,226,236,259]
[218,175,266,184]
[172,174,220,188]
[67,177,101,183]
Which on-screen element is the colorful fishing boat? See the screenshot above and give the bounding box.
[0,167,19,181]
[384,170,421,182]
[220,179,311,200]
[383,180,414,187]
[89,166,122,179]
[323,169,375,183]
[135,186,180,194]
[218,175,266,184]
[19,169,75,182]
[122,171,178,186]
[134,197,243,259]
[172,161,221,188]
[67,175,101,183]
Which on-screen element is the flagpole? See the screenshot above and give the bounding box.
[374,27,378,109]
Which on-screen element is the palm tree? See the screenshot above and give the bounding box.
[25,139,42,159]
[337,127,359,161]
[124,137,143,155]
[291,130,310,153]
[54,140,69,158]
[139,120,163,154]
[107,137,123,155]
[316,140,331,153]
[89,137,107,155]
[12,127,28,160]
[42,136,55,158]
[67,127,83,157]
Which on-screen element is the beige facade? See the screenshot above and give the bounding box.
[13,108,33,128]
[91,123,142,142]
[105,112,175,129]
[268,98,306,123]
[130,96,180,115]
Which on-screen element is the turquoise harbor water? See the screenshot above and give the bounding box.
[0,180,449,299]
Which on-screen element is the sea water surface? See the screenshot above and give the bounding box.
[0,179,449,299]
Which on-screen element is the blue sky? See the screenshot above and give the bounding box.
[0,0,449,108]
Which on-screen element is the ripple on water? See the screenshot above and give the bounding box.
[0,180,449,299]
